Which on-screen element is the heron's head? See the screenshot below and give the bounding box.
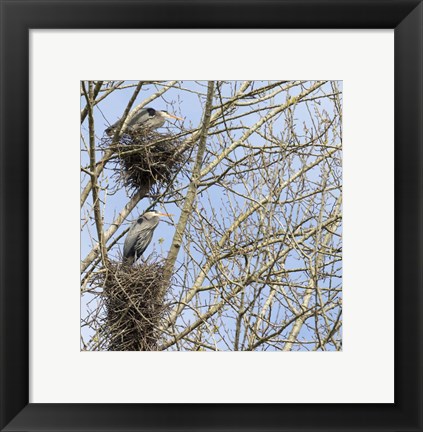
[143,210,172,220]
[160,110,183,121]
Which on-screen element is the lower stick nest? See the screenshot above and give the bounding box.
[94,260,169,351]
[103,130,187,193]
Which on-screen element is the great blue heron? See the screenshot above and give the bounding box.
[106,107,182,136]
[123,210,171,265]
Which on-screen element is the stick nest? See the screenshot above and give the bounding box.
[93,260,169,351]
[103,130,188,194]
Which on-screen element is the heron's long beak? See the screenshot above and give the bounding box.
[157,212,173,217]
[163,112,183,121]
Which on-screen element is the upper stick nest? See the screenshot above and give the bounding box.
[102,130,188,194]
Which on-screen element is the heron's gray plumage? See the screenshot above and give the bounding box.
[123,212,161,265]
[106,107,181,137]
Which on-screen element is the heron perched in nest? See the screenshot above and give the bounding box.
[123,210,171,265]
[106,107,182,136]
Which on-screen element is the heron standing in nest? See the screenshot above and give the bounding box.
[106,107,182,136]
[123,210,171,265]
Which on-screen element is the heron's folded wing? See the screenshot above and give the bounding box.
[134,227,155,257]
[128,109,149,127]
[123,221,140,258]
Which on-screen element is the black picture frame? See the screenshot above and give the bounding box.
[1,1,422,431]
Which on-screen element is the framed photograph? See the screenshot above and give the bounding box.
[1,0,422,431]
